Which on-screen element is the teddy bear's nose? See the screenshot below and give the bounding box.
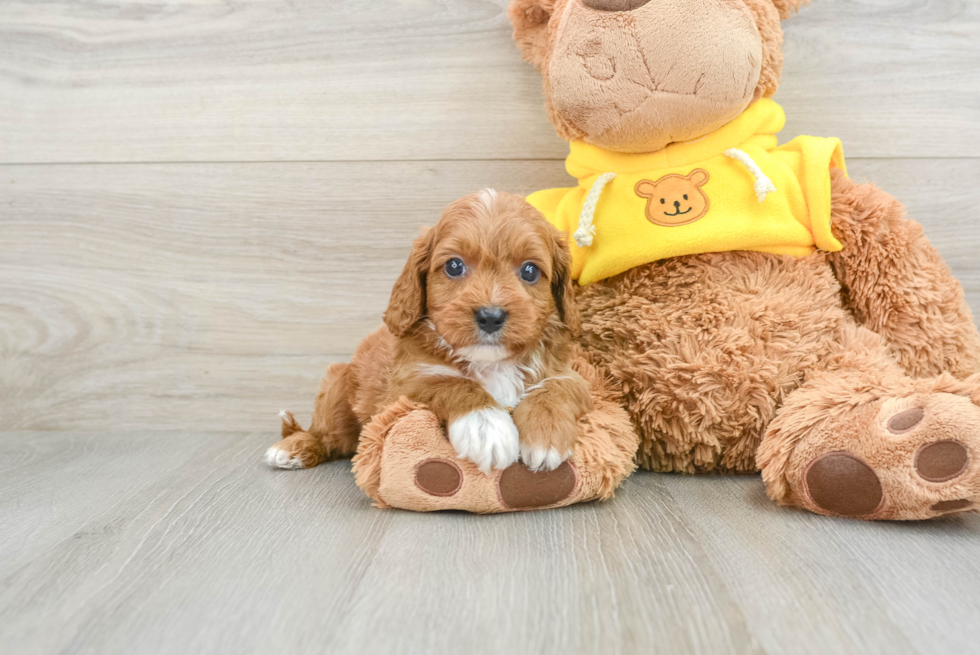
[673,200,681,208]
[582,0,652,11]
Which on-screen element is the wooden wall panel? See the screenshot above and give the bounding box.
[2,158,976,431]
[1,0,977,163]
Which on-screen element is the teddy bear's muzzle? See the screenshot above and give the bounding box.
[582,0,652,11]
[547,0,764,153]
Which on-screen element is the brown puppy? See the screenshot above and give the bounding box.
[267,189,593,474]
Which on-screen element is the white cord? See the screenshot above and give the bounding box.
[574,172,617,248]
[724,148,776,202]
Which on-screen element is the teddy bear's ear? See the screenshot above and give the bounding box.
[741,0,787,99]
[507,0,557,70]
[770,0,812,20]
[747,0,810,97]
[688,169,710,187]
[634,180,656,199]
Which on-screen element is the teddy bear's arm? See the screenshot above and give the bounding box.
[827,170,980,379]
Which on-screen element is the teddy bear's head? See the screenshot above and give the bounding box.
[508,0,809,153]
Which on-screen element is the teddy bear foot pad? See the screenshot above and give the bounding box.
[786,389,980,520]
[414,457,578,509]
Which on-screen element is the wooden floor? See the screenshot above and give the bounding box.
[2,1,980,653]
[1,431,979,655]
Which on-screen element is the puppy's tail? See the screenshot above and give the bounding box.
[279,409,305,438]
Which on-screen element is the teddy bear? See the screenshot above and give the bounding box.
[504,0,980,519]
[345,0,980,518]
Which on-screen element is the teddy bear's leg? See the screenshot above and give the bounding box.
[758,324,980,520]
[351,356,638,512]
[827,170,980,378]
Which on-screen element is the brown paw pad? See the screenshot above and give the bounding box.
[414,459,463,497]
[498,461,577,510]
[931,499,972,513]
[915,441,969,482]
[887,407,925,434]
[804,452,884,517]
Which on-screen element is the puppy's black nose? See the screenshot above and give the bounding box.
[475,306,508,334]
[674,200,681,208]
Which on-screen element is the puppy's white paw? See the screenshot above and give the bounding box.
[520,445,572,472]
[265,446,305,470]
[448,407,520,474]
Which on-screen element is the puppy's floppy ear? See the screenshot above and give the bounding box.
[551,231,581,336]
[384,227,434,337]
[507,0,556,70]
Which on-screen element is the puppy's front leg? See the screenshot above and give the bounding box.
[409,378,519,474]
[513,372,593,472]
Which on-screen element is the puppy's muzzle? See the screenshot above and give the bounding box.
[475,306,508,335]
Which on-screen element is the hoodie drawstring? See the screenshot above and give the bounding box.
[724,148,776,202]
[574,172,617,248]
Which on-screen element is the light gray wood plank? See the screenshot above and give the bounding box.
[327,478,760,655]
[664,474,980,655]
[0,0,977,163]
[780,0,980,158]
[1,431,978,655]
[1,158,977,433]
[0,431,229,575]
[0,431,388,655]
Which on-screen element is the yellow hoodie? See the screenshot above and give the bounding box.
[527,99,846,285]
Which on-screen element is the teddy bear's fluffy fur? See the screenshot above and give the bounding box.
[576,170,980,479]
[509,0,980,519]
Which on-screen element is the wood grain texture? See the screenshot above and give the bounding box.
[0,0,978,163]
[1,431,978,655]
[2,159,978,432]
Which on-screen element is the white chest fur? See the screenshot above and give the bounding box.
[416,339,543,410]
[468,361,527,410]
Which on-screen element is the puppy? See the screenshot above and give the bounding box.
[267,189,593,474]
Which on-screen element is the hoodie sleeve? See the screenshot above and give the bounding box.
[526,187,576,235]
[771,136,846,253]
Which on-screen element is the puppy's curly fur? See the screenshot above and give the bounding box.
[268,190,592,474]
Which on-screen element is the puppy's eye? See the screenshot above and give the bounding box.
[444,258,466,278]
[519,262,541,284]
